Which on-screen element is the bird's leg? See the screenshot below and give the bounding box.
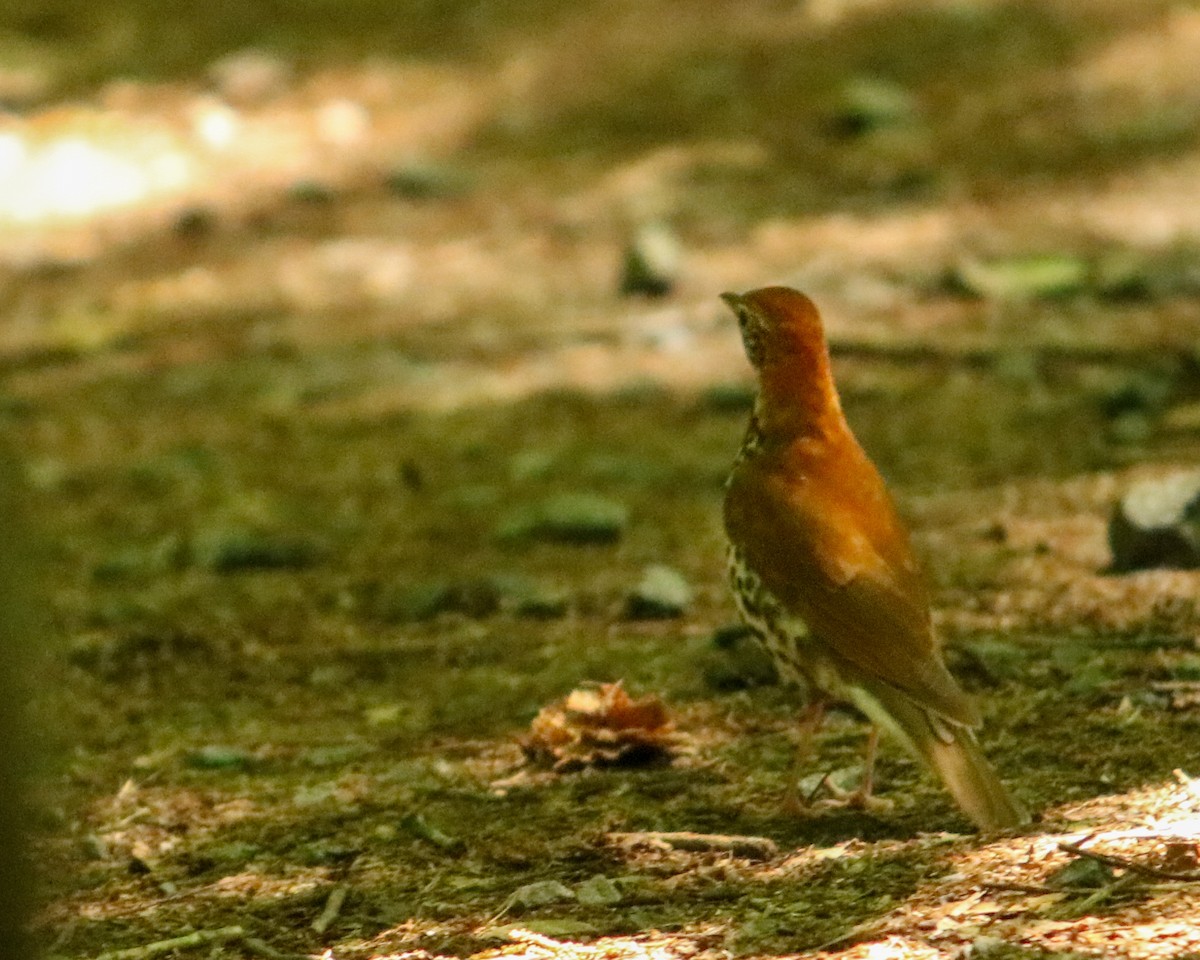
[859,724,880,798]
[782,698,827,815]
[817,725,895,814]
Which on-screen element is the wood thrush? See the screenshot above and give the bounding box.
[721,286,1027,830]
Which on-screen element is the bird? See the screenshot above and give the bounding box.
[720,285,1027,831]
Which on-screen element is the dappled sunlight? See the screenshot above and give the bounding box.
[373,776,1200,960]
[860,775,1200,958]
[0,125,194,223]
[0,63,486,265]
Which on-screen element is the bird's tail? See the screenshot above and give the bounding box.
[853,684,1029,831]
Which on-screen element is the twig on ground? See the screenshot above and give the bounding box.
[94,926,244,960]
[242,937,309,960]
[311,884,349,934]
[606,830,778,860]
[1058,840,1200,882]
[983,881,1063,895]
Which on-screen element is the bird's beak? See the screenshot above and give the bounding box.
[719,292,744,312]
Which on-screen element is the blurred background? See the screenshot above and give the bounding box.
[5,1,1200,958]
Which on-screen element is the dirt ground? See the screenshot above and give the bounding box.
[5,1,1200,958]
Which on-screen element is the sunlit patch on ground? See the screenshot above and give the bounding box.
[0,63,484,265]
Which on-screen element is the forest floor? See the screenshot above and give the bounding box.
[6,1,1200,958]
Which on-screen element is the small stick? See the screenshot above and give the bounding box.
[983,881,1062,895]
[311,884,349,934]
[1058,840,1200,882]
[607,830,778,860]
[243,937,309,960]
[94,926,244,960]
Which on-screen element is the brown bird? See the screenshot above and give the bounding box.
[721,286,1027,830]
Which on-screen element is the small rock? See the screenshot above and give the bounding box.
[697,383,756,413]
[1109,471,1200,571]
[1047,855,1113,889]
[172,206,218,238]
[24,459,68,493]
[364,578,512,622]
[575,875,622,907]
[93,536,183,582]
[483,572,553,612]
[289,180,336,204]
[1093,250,1154,300]
[186,746,254,771]
[497,494,628,545]
[363,703,405,727]
[625,565,692,619]
[511,880,576,909]
[81,834,110,861]
[1108,411,1154,445]
[127,855,154,876]
[711,623,756,650]
[508,449,557,482]
[399,812,465,853]
[450,579,504,618]
[371,582,455,622]
[400,459,424,491]
[1100,370,1175,420]
[950,255,1089,301]
[209,49,291,105]
[830,76,917,137]
[619,222,681,298]
[703,624,779,690]
[963,935,1010,958]
[510,583,570,619]
[190,527,320,572]
[385,162,472,199]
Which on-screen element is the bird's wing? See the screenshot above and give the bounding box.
[725,462,978,727]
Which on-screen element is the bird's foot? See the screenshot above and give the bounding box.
[809,774,895,816]
[781,772,894,817]
[811,791,895,816]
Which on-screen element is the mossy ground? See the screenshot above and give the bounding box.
[5,1,1200,958]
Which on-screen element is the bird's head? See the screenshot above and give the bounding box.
[721,286,840,433]
[720,286,826,371]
